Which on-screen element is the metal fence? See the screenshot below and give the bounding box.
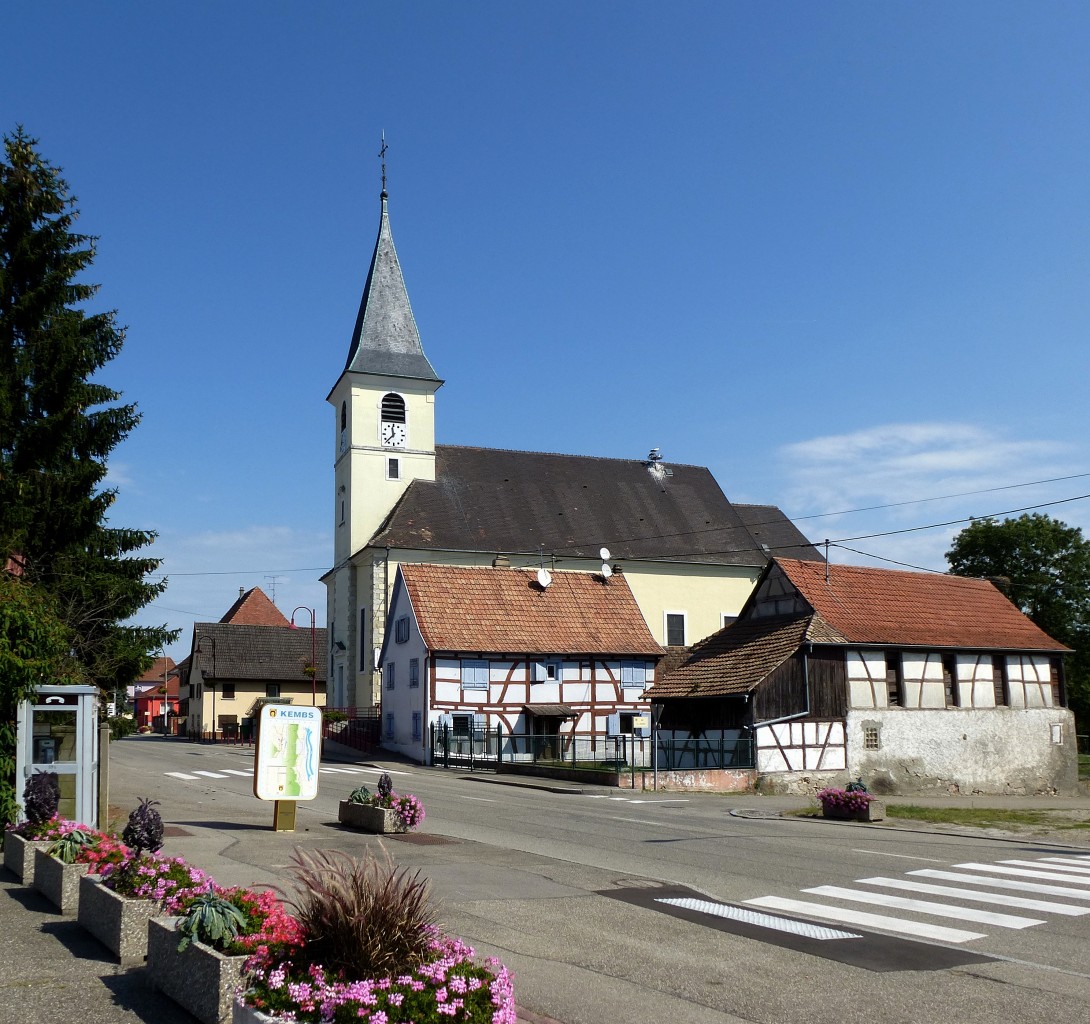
[323,708,381,753]
[429,726,755,772]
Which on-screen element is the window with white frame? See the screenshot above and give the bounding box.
[411,711,421,740]
[395,616,410,644]
[532,659,562,683]
[387,457,400,480]
[409,658,420,688]
[461,659,489,690]
[385,663,395,690]
[665,612,686,647]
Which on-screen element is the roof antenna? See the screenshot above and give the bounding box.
[378,131,388,198]
[824,540,830,583]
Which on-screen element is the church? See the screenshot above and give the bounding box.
[323,182,821,709]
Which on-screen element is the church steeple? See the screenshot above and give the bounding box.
[343,185,440,382]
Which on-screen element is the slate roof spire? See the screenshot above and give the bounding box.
[343,144,440,382]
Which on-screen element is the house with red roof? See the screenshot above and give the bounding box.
[377,563,664,764]
[132,656,179,731]
[646,557,1076,795]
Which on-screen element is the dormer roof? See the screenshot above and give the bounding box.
[344,192,440,382]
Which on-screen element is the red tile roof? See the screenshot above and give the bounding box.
[776,558,1068,651]
[219,587,290,627]
[136,656,177,683]
[398,564,664,657]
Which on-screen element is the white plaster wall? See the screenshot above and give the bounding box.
[756,720,846,772]
[846,707,1077,795]
[847,650,886,709]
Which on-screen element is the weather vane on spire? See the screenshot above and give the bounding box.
[379,131,388,196]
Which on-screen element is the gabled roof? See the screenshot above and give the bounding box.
[190,623,329,681]
[645,614,816,698]
[219,587,290,627]
[776,558,1068,652]
[136,656,176,684]
[394,563,664,657]
[370,446,823,566]
[343,193,440,382]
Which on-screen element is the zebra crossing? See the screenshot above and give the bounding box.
[163,764,409,783]
[742,851,1090,945]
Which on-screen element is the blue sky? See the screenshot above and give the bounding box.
[5,2,1089,661]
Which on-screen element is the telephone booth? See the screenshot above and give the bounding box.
[15,685,100,825]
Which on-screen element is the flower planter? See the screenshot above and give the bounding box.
[232,999,277,1024]
[822,799,885,822]
[78,874,161,963]
[32,847,90,914]
[337,800,406,833]
[3,833,47,883]
[146,916,247,1024]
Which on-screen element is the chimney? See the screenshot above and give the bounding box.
[492,554,510,568]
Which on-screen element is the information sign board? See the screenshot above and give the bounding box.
[252,704,322,801]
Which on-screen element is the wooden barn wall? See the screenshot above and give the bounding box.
[806,649,848,718]
[753,657,807,722]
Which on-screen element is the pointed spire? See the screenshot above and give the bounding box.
[343,137,440,382]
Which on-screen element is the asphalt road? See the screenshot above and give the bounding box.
[107,737,1090,1024]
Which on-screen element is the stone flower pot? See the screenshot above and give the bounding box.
[146,916,248,1024]
[337,800,406,833]
[78,874,161,963]
[821,799,885,822]
[32,847,90,914]
[3,832,47,883]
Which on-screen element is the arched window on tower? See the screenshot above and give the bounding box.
[339,401,347,454]
[381,393,406,423]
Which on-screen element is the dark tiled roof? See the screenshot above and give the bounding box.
[372,446,821,566]
[344,195,440,382]
[646,615,814,698]
[777,558,1069,652]
[398,563,663,657]
[733,503,824,562]
[191,623,329,682]
[219,587,290,627]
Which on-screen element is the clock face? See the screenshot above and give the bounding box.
[380,421,406,448]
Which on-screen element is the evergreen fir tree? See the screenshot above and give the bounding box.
[0,127,175,694]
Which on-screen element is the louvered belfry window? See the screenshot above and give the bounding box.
[381,393,406,423]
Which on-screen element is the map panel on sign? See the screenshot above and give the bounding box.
[253,705,322,801]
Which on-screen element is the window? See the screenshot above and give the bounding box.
[381,393,406,423]
[411,712,421,740]
[339,500,345,525]
[721,614,737,630]
[359,609,368,670]
[620,661,647,687]
[266,684,280,699]
[461,659,489,690]
[942,655,959,707]
[992,655,1009,706]
[1050,657,1065,707]
[221,684,235,700]
[395,616,410,644]
[387,457,400,480]
[339,401,347,454]
[409,658,420,688]
[885,651,902,707]
[665,612,686,647]
[385,713,394,740]
[385,663,395,690]
[863,725,880,750]
[451,713,472,736]
[532,659,562,683]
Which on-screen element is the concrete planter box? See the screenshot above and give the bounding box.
[233,999,278,1024]
[338,800,406,833]
[3,833,47,883]
[32,847,90,914]
[78,874,161,963]
[822,799,885,822]
[146,916,247,1024]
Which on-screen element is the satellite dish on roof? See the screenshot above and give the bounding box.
[601,563,613,579]
[599,547,611,561]
[537,568,552,589]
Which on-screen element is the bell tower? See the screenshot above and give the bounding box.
[325,143,442,707]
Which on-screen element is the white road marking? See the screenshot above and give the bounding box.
[856,876,1090,916]
[221,769,252,776]
[802,884,1043,929]
[629,799,689,805]
[657,897,862,941]
[1041,857,1090,868]
[164,771,199,781]
[744,895,987,943]
[954,862,1090,885]
[191,770,229,779]
[458,795,496,803]
[911,868,1090,901]
[1012,858,1090,875]
[851,848,946,863]
[611,817,678,828]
